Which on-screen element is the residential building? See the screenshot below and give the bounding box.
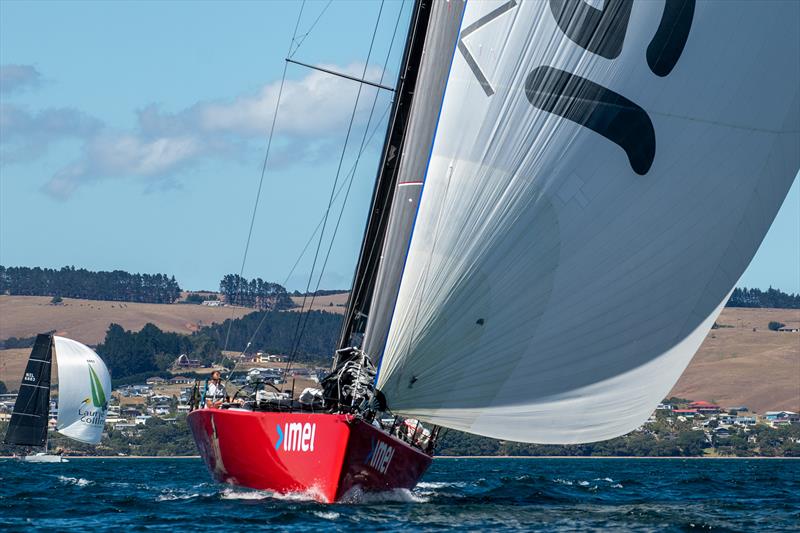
[734,416,756,426]
[764,411,799,422]
[135,415,152,426]
[688,401,721,414]
[176,354,201,368]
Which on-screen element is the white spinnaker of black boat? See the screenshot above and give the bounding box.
[53,336,112,445]
[367,0,800,443]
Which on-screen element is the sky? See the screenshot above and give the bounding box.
[1,1,798,294]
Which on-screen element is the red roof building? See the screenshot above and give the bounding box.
[688,401,721,413]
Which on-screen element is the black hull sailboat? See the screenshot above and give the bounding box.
[4,334,112,462]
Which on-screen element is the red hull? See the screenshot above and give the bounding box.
[187,408,432,503]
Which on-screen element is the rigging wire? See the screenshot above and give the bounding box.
[288,0,334,59]
[221,1,307,355]
[236,103,392,359]
[283,0,390,378]
[285,0,408,379]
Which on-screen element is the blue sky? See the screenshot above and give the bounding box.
[1,1,798,293]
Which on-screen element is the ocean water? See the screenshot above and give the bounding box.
[1,458,798,531]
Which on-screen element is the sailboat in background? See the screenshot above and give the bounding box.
[4,334,112,462]
[188,0,799,501]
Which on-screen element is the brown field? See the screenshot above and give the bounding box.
[1,295,797,415]
[669,307,800,413]
[0,295,252,345]
[0,348,50,391]
[289,292,349,314]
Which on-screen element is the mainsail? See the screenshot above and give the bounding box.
[4,334,53,446]
[364,0,799,443]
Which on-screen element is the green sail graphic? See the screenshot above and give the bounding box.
[88,365,107,408]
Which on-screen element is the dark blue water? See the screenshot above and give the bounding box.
[1,458,798,531]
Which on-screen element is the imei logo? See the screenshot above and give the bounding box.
[365,439,395,475]
[275,422,316,452]
[23,372,36,383]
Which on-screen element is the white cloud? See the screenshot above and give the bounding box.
[0,64,42,93]
[43,134,213,199]
[0,104,102,162]
[3,63,392,199]
[139,63,386,138]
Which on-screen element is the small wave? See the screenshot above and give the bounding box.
[553,478,573,486]
[611,483,624,488]
[312,511,340,520]
[416,481,466,489]
[57,475,93,487]
[220,488,270,501]
[594,477,615,483]
[339,485,428,504]
[156,490,200,502]
[578,480,590,487]
[220,486,327,502]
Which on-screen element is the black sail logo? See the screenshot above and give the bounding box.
[524,0,695,175]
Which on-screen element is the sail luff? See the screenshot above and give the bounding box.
[3,334,53,447]
[362,0,467,366]
[338,0,435,351]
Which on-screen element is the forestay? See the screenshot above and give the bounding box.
[55,336,112,444]
[375,0,800,443]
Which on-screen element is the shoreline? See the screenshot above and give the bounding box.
[1,455,797,460]
[434,455,800,459]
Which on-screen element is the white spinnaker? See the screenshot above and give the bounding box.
[55,336,111,444]
[376,1,800,443]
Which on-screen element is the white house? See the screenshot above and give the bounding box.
[135,415,152,426]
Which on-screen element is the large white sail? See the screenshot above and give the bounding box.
[55,336,112,444]
[376,0,800,443]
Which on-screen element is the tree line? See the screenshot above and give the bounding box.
[200,309,341,362]
[0,266,181,303]
[727,287,800,309]
[94,308,341,380]
[219,274,294,310]
[437,415,800,457]
[95,323,219,378]
[2,414,797,457]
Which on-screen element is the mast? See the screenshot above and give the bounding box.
[338,0,434,350]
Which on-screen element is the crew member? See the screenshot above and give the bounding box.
[206,370,227,407]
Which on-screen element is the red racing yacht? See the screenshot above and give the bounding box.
[188,0,455,502]
[187,349,437,503]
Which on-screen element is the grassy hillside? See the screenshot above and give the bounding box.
[669,307,800,413]
[288,292,349,314]
[0,295,251,344]
[0,295,797,414]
